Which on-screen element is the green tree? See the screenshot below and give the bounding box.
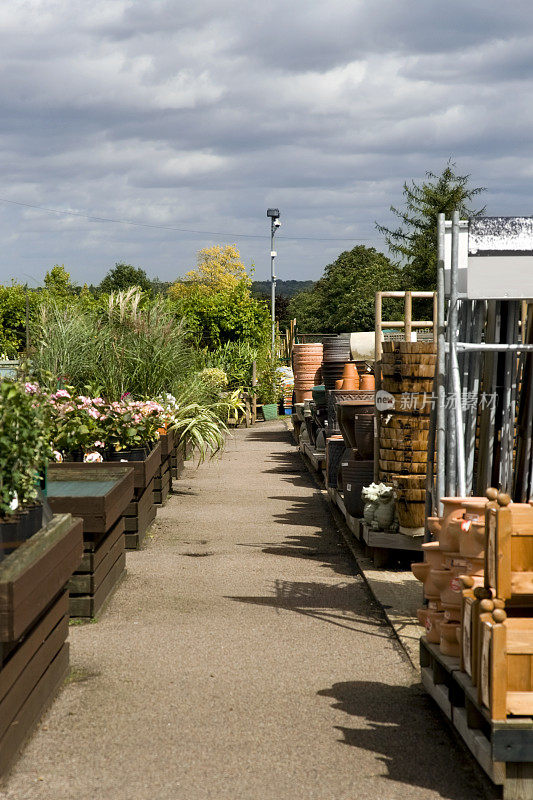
[376,161,485,290]
[99,262,152,294]
[0,283,38,357]
[288,246,403,333]
[43,264,75,297]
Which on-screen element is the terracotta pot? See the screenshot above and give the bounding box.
[442,602,462,623]
[424,609,445,643]
[421,541,445,569]
[411,561,430,583]
[294,389,312,403]
[459,520,485,558]
[440,621,461,657]
[440,498,467,544]
[439,517,462,552]
[427,516,442,539]
[462,498,489,521]
[342,362,359,382]
[359,373,375,390]
[341,377,358,390]
[335,379,343,390]
[416,608,429,629]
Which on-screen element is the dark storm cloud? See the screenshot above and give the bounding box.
[0,0,532,284]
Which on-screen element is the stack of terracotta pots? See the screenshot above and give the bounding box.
[292,343,323,403]
[412,496,488,658]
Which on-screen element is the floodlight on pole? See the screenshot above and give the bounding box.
[267,208,280,353]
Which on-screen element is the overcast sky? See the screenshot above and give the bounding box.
[0,0,532,286]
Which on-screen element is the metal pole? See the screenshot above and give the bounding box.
[450,210,466,496]
[270,218,276,354]
[436,214,446,513]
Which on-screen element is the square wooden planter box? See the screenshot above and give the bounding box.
[0,514,82,777]
[170,443,186,479]
[159,429,176,461]
[123,481,156,549]
[153,457,171,505]
[47,465,134,617]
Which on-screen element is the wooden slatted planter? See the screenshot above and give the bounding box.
[47,465,134,616]
[0,514,82,777]
[123,480,156,549]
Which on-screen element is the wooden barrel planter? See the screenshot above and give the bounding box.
[0,513,82,777]
[47,464,134,617]
[392,474,426,530]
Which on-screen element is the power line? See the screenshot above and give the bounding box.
[0,197,377,242]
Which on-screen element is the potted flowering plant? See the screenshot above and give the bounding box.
[43,389,106,461]
[105,399,165,459]
[0,380,52,556]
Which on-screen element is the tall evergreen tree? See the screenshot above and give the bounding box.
[376,162,485,290]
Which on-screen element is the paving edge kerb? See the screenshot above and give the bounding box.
[283,420,422,669]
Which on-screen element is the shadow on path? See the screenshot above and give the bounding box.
[227,579,389,639]
[317,680,498,799]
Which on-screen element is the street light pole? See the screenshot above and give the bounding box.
[267,208,280,354]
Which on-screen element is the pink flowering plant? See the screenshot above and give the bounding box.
[45,388,106,456]
[104,399,165,451]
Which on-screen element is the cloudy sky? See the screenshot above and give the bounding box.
[0,0,532,286]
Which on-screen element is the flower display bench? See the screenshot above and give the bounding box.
[46,464,134,617]
[0,513,82,776]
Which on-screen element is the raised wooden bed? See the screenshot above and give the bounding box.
[170,442,186,479]
[46,465,133,617]
[0,514,82,777]
[153,457,171,506]
[0,514,82,641]
[123,480,156,549]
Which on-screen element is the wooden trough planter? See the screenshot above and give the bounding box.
[47,464,134,617]
[154,430,175,506]
[170,440,186,480]
[117,441,161,550]
[0,513,82,776]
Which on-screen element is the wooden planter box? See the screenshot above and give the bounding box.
[0,514,82,777]
[153,457,171,506]
[170,443,186,479]
[0,514,82,642]
[123,481,156,549]
[46,465,134,617]
[159,429,176,461]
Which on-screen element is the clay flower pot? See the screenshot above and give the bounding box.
[359,373,375,390]
[440,498,467,543]
[459,520,486,558]
[442,602,462,623]
[427,516,442,539]
[411,561,430,583]
[335,379,343,390]
[416,608,428,628]
[439,518,462,553]
[342,362,359,383]
[462,498,489,521]
[440,621,461,657]
[421,541,445,569]
[341,377,358,390]
[424,609,445,644]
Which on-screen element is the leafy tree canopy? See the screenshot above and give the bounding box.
[376,161,485,290]
[43,264,75,297]
[99,262,152,294]
[169,245,250,298]
[288,245,403,333]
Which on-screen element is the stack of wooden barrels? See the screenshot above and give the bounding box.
[379,341,436,532]
[292,343,323,403]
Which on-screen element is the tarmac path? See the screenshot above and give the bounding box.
[1,422,496,800]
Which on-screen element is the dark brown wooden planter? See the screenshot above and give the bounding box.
[170,442,186,479]
[159,429,175,461]
[0,514,82,777]
[0,514,82,641]
[123,480,156,549]
[46,465,134,617]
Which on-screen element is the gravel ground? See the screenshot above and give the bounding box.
[1,422,496,800]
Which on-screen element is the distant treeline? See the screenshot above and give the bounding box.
[251,279,314,298]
